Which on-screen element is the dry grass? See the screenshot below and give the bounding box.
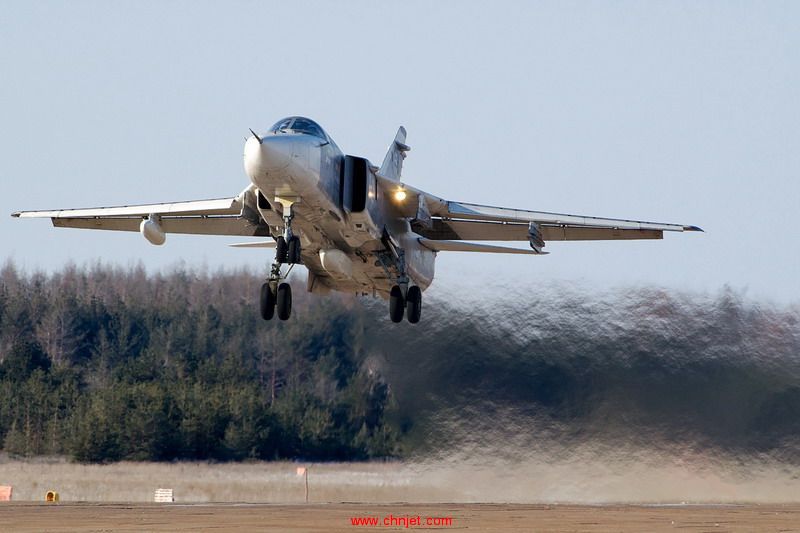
[2,455,800,504]
[0,459,437,503]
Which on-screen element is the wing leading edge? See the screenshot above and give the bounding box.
[11,197,240,219]
[443,201,702,233]
[11,187,271,238]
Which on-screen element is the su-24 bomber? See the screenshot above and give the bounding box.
[13,116,702,323]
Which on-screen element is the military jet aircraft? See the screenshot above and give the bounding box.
[12,116,701,323]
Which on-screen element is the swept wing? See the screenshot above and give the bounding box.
[11,187,270,238]
[376,176,701,252]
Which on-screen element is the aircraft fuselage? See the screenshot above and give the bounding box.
[243,118,434,298]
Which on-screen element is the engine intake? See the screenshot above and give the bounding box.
[341,155,368,213]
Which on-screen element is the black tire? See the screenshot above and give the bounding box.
[275,237,288,263]
[277,282,292,320]
[260,282,275,320]
[389,285,405,323]
[406,285,422,324]
[288,236,301,264]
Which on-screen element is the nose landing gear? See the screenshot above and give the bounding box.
[260,198,300,321]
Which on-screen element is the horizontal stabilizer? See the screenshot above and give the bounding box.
[229,241,276,248]
[418,238,546,254]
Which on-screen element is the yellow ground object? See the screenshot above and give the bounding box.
[45,491,59,502]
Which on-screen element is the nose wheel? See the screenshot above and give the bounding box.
[260,279,293,321]
[276,283,292,320]
[260,282,276,320]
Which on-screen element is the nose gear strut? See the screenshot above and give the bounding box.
[260,197,301,321]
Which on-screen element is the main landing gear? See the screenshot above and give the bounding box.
[389,284,422,324]
[378,231,422,324]
[260,200,300,321]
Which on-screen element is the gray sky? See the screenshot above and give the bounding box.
[2,1,798,302]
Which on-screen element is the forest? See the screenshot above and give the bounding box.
[0,262,397,462]
[2,261,799,464]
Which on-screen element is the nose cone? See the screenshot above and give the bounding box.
[244,135,294,181]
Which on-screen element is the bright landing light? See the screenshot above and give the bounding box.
[394,189,407,202]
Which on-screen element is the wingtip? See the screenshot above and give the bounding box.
[684,225,704,232]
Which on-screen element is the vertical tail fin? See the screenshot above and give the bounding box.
[377,126,410,181]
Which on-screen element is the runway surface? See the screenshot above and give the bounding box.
[1,502,799,532]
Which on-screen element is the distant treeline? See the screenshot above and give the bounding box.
[0,263,396,462]
[3,262,800,464]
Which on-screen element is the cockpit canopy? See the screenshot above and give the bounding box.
[269,116,326,139]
